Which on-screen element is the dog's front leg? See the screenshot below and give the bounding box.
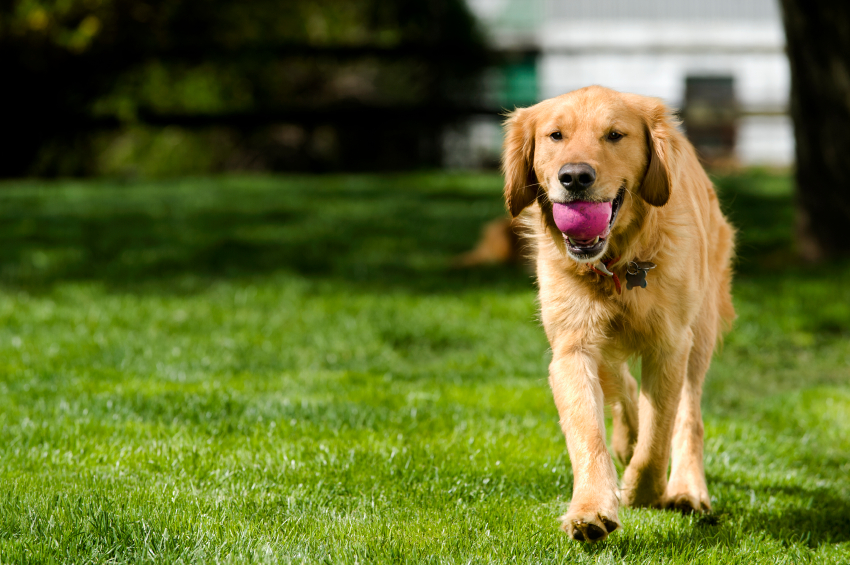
[620,331,692,507]
[549,342,621,542]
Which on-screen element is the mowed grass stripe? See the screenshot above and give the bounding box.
[0,171,848,563]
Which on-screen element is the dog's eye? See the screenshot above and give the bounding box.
[607,131,624,141]
[550,131,562,141]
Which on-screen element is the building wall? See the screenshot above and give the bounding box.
[538,21,792,165]
[545,0,779,21]
[462,0,793,167]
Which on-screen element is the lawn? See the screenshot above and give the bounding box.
[0,171,848,564]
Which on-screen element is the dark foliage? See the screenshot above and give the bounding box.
[0,0,490,176]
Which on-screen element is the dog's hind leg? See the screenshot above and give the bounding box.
[664,314,716,513]
[603,362,639,467]
[620,330,692,508]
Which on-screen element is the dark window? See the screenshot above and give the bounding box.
[683,76,737,164]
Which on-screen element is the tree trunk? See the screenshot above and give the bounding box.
[779,0,850,260]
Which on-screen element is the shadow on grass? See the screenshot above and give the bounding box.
[713,171,803,276]
[577,482,850,557]
[0,170,819,295]
[739,484,850,546]
[0,174,533,294]
[680,479,850,549]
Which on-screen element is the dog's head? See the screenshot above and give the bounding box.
[502,86,675,263]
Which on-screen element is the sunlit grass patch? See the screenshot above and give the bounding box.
[0,171,848,563]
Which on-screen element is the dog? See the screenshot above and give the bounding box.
[502,86,735,542]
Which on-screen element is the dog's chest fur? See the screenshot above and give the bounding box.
[536,242,696,356]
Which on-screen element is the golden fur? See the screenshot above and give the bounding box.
[502,86,735,542]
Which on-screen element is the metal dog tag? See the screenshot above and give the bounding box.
[594,261,614,277]
[625,261,656,290]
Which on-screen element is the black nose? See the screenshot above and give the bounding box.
[558,163,596,191]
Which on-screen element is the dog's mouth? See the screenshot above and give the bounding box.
[553,187,625,259]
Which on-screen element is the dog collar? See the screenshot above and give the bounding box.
[590,258,656,295]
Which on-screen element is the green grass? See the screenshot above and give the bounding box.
[0,170,848,564]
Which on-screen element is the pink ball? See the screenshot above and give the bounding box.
[552,201,613,239]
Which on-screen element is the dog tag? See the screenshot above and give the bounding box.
[625,270,647,290]
[625,261,656,290]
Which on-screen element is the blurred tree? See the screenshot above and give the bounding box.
[779,0,850,259]
[0,0,489,176]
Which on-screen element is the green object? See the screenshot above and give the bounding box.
[503,57,538,107]
[0,171,848,562]
[498,56,538,108]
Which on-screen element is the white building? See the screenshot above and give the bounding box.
[460,0,793,167]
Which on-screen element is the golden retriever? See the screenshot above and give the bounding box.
[502,86,735,542]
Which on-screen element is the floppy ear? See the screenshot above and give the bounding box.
[639,104,674,207]
[502,107,539,217]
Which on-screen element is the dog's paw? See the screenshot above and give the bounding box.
[664,487,711,514]
[665,494,710,514]
[560,505,621,542]
[664,473,711,514]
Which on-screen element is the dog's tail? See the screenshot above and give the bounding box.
[452,217,527,268]
[715,217,737,339]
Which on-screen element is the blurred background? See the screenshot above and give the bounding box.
[465,0,791,168]
[3,0,796,177]
[3,0,492,177]
[4,0,848,258]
